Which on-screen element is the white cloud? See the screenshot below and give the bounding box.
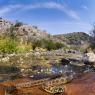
[23,2,80,20]
[0,7,11,16]
[82,5,88,10]
[0,4,22,16]
[0,2,80,20]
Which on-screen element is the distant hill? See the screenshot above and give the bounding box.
[54,32,92,45]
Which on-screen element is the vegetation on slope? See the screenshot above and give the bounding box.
[0,18,93,53]
[32,39,64,51]
[54,32,91,45]
[0,22,65,53]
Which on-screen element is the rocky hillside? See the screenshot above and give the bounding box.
[54,32,92,45]
[0,18,65,53]
[0,18,92,52]
[0,18,51,42]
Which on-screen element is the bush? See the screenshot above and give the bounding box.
[0,37,33,53]
[32,39,64,51]
[0,37,18,53]
[17,43,32,53]
[55,42,64,49]
[42,39,56,50]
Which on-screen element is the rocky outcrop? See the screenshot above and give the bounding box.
[0,18,50,43]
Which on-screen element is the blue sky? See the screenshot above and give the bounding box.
[0,0,95,34]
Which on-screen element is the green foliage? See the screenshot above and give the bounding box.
[32,39,64,51]
[0,37,33,53]
[43,39,56,51]
[55,42,64,49]
[0,38,18,53]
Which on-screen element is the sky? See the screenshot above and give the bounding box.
[0,0,95,34]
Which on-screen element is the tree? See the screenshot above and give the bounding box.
[90,24,95,49]
[14,21,23,27]
[32,40,42,50]
[43,39,56,51]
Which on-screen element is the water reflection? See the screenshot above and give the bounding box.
[29,63,75,80]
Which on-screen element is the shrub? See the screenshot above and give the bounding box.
[55,42,64,49]
[0,37,18,53]
[32,39,64,51]
[17,43,32,53]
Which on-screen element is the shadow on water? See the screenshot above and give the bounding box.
[0,66,21,82]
